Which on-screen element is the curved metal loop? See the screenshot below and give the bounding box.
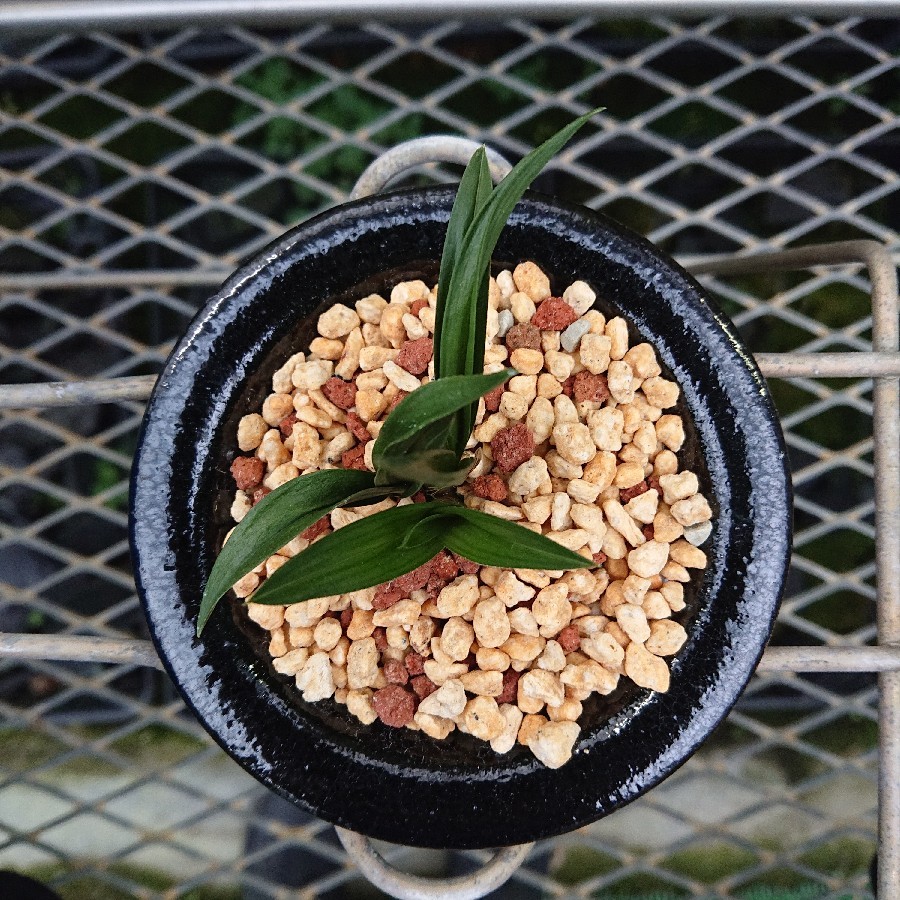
[350,135,513,199]
[335,827,533,900]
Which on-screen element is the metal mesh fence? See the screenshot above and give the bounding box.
[1,15,898,899]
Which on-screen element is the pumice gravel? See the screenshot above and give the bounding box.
[225,262,712,769]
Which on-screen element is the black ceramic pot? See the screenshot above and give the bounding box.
[130,187,791,849]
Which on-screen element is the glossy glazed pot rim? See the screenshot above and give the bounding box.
[131,186,792,849]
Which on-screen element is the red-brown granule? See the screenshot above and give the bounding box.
[483,384,505,412]
[321,377,357,410]
[642,524,655,541]
[392,564,430,595]
[345,412,371,443]
[373,585,404,610]
[619,480,649,503]
[531,297,578,331]
[411,491,427,504]
[491,422,536,473]
[373,627,389,651]
[395,337,433,375]
[278,413,298,438]
[341,444,367,470]
[557,624,581,653]
[423,552,460,598]
[411,674,438,700]
[505,323,541,352]
[372,685,416,727]
[252,486,271,505]
[383,658,409,685]
[429,550,459,582]
[561,374,576,397]
[471,474,508,502]
[410,297,429,317]
[592,550,607,565]
[405,652,425,676]
[230,456,265,491]
[647,475,661,494]
[572,371,610,405]
[301,515,330,542]
[340,608,353,629]
[452,553,480,576]
[497,668,520,705]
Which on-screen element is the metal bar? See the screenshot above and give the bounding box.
[689,240,896,277]
[0,242,891,295]
[2,353,896,411]
[2,0,898,33]
[0,633,164,670]
[753,352,900,379]
[0,271,231,291]
[0,376,158,409]
[868,243,900,900]
[4,633,900,676]
[757,647,900,674]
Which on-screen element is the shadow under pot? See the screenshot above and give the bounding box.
[130,187,791,850]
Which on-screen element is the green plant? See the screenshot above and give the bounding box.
[198,111,600,635]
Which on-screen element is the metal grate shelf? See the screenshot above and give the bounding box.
[1,15,898,900]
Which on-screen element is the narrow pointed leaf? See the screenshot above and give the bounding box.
[462,109,602,275]
[468,151,494,376]
[372,369,513,468]
[451,153,493,452]
[248,503,450,605]
[438,109,601,385]
[434,146,492,376]
[441,506,595,570]
[454,262,492,454]
[198,468,382,633]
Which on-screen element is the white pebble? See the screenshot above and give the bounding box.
[562,280,596,316]
[317,304,360,339]
[560,318,591,353]
[497,309,514,338]
[383,359,421,393]
[418,679,467,719]
[684,520,713,546]
[529,720,580,769]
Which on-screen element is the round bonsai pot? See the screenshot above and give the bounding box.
[130,187,791,850]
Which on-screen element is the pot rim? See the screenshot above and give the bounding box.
[130,185,792,848]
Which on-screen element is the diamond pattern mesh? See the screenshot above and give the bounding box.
[1,16,898,899]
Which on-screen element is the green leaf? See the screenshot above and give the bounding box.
[437,109,601,385]
[441,506,594,570]
[372,369,513,470]
[397,511,453,551]
[469,151,494,375]
[247,500,592,608]
[248,502,451,605]
[198,468,388,634]
[434,146,493,377]
[377,448,474,490]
